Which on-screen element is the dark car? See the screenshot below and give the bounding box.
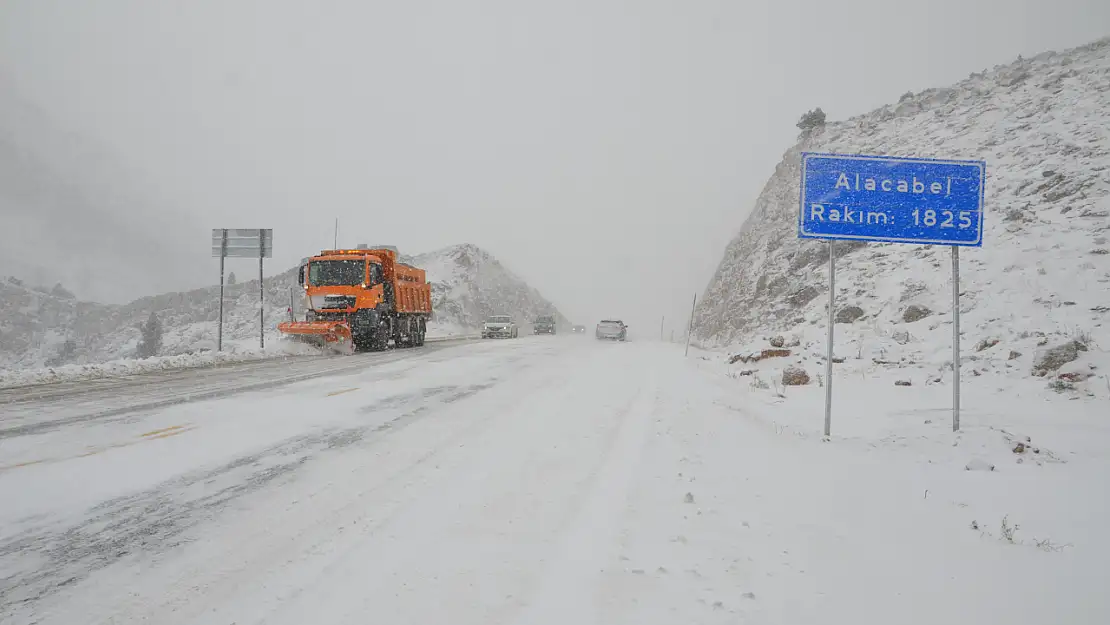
[533,315,556,335]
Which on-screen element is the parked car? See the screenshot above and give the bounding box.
[482,315,518,339]
[571,325,586,334]
[533,314,556,335]
[596,319,627,341]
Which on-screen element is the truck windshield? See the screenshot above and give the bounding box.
[487,316,511,324]
[308,260,365,286]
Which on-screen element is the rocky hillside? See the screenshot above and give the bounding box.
[407,244,568,331]
[694,36,1110,390]
[0,244,565,369]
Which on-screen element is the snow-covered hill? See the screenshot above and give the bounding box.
[694,36,1110,394]
[407,244,568,332]
[0,244,564,369]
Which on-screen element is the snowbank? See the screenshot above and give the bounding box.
[0,342,318,390]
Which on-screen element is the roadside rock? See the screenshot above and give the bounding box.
[835,306,865,324]
[786,286,820,308]
[1032,340,1087,376]
[902,304,932,323]
[895,379,912,387]
[782,366,810,386]
[975,337,1000,352]
[892,330,911,345]
[769,335,786,348]
[1008,350,1022,361]
[731,348,792,364]
[1058,371,1090,382]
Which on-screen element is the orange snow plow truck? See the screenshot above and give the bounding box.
[278,246,432,352]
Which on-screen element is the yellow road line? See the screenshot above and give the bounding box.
[5,459,45,469]
[327,387,359,397]
[145,429,191,441]
[0,425,197,472]
[140,424,186,438]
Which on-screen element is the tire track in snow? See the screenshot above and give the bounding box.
[0,378,503,622]
[262,369,581,624]
[508,372,658,625]
[21,344,565,625]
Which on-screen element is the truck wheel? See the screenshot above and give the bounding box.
[367,327,389,352]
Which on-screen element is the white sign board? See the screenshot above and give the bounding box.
[211,229,273,258]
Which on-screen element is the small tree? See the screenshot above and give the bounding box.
[796,107,827,132]
[137,311,163,358]
[46,339,78,367]
[227,272,237,285]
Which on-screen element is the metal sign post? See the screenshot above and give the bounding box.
[824,240,835,437]
[660,316,665,342]
[952,246,961,431]
[212,229,273,352]
[259,228,266,349]
[799,152,985,434]
[217,230,228,351]
[684,293,697,357]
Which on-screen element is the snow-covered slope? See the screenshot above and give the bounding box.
[0,269,304,369]
[407,244,568,332]
[694,36,1110,392]
[1,244,563,369]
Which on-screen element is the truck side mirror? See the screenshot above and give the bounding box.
[297,265,305,286]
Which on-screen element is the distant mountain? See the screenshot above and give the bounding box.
[0,244,565,369]
[693,36,1109,383]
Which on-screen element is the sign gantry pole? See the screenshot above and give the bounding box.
[211,229,273,352]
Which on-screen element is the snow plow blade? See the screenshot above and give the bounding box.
[277,321,353,353]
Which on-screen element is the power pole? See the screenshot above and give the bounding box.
[684,292,697,356]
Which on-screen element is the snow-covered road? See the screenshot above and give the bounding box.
[2,337,1107,624]
[0,338,476,439]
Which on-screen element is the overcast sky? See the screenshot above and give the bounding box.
[1,1,1106,332]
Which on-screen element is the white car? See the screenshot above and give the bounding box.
[482,315,519,339]
[596,319,627,341]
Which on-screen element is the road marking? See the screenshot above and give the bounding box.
[0,425,198,472]
[327,387,360,397]
[140,425,186,438]
[145,429,192,441]
[5,459,45,469]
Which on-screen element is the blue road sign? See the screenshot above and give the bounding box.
[799,153,985,246]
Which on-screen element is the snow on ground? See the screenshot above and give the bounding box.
[0,341,313,390]
[425,319,474,339]
[0,332,478,390]
[2,336,1107,623]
